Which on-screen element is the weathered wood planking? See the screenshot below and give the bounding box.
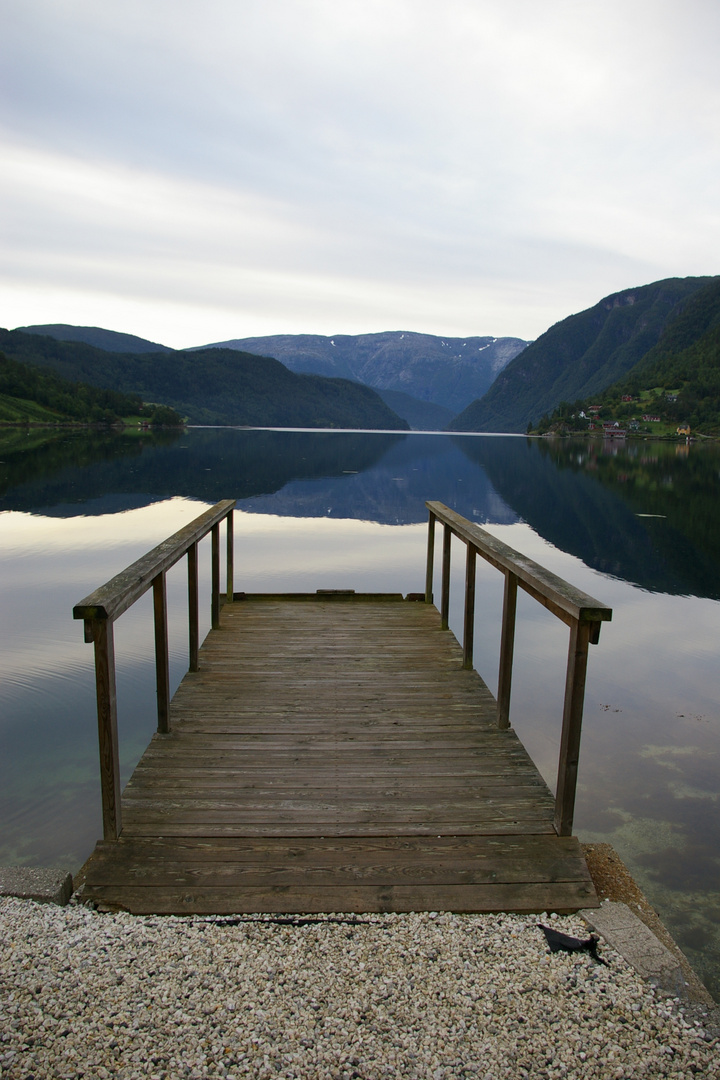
[80,595,597,914]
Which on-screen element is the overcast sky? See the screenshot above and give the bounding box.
[1,0,718,348]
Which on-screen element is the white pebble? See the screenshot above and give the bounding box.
[0,899,717,1079]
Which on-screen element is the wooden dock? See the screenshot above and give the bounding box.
[76,501,611,915]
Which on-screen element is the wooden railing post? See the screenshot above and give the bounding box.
[462,544,477,669]
[441,523,451,630]
[497,571,518,729]
[90,618,122,841]
[188,541,199,672]
[226,510,234,604]
[211,522,220,629]
[425,511,435,603]
[152,572,170,734]
[554,619,592,836]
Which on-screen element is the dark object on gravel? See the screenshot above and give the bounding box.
[538,924,607,964]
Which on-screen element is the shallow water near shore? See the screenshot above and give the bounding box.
[1,427,719,998]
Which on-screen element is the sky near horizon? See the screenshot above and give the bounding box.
[1,0,718,349]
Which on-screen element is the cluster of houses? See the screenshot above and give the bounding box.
[576,403,690,437]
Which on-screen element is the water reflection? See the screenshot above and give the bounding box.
[5,427,720,603]
[1,428,719,996]
[0,428,402,515]
[458,436,720,599]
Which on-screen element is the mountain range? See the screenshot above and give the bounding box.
[13,273,720,433]
[19,326,529,429]
[0,330,408,430]
[194,331,529,418]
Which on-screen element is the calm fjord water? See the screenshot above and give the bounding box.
[1,427,719,997]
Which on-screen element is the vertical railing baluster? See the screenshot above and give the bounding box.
[554,619,592,836]
[188,541,199,672]
[497,571,518,729]
[462,544,476,669]
[153,572,170,734]
[91,618,122,841]
[441,523,451,630]
[211,522,220,629]
[226,509,234,604]
[425,511,435,603]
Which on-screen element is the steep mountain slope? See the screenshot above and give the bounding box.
[539,277,720,434]
[193,331,529,413]
[0,330,409,430]
[18,324,174,353]
[449,276,716,433]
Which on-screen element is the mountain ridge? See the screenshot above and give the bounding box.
[18,323,174,354]
[449,276,717,433]
[190,330,530,414]
[0,330,409,430]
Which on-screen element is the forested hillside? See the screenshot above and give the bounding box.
[536,278,720,435]
[0,330,409,429]
[449,277,716,433]
[0,352,181,425]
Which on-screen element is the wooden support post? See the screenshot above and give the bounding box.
[425,512,435,603]
[462,544,476,669]
[554,619,592,836]
[152,572,170,734]
[497,571,518,729]
[90,619,122,841]
[441,523,451,630]
[188,542,199,673]
[226,510,234,604]
[211,522,220,630]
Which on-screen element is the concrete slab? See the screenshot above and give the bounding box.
[0,867,74,906]
[582,900,692,999]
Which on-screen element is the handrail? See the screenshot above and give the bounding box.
[425,500,612,836]
[74,499,235,622]
[74,499,236,842]
[426,502,612,628]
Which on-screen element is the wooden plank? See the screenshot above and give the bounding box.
[87,833,583,857]
[85,829,591,872]
[124,775,551,793]
[83,836,591,887]
[121,821,558,837]
[81,881,597,915]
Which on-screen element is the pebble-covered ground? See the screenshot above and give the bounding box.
[1,897,717,1080]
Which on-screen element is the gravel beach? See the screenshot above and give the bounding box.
[1,897,717,1080]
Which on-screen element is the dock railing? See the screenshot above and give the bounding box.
[425,501,612,836]
[73,499,236,842]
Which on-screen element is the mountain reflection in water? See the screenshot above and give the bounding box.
[4,428,720,602]
[458,436,720,599]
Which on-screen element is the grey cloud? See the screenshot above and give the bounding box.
[0,0,718,342]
